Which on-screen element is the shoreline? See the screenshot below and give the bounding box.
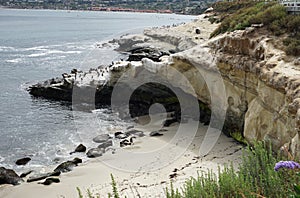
[0,115,244,198]
[1,2,299,197]
[0,6,194,16]
[0,12,244,198]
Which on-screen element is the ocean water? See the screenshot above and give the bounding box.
[0,8,195,171]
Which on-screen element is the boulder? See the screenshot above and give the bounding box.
[38,177,60,185]
[120,139,131,147]
[127,47,169,62]
[98,140,113,150]
[125,130,145,137]
[149,131,163,137]
[27,171,60,183]
[53,158,82,173]
[70,144,86,154]
[92,134,111,143]
[0,167,23,185]
[114,132,128,139]
[15,157,31,166]
[86,148,104,158]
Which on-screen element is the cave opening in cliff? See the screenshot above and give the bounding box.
[127,82,211,126]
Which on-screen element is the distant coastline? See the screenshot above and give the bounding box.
[0,0,209,15]
[0,6,177,14]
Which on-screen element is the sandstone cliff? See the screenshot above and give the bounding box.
[140,26,300,158]
[28,15,300,158]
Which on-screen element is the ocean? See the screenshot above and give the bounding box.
[0,8,195,172]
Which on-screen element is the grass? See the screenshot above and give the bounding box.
[109,174,120,198]
[77,174,120,198]
[210,1,300,56]
[166,142,300,198]
[77,142,299,198]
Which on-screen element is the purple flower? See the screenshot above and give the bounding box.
[274,161,300,171]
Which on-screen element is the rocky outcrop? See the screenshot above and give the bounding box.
[70,144,86,155]
[38,177,60,185]
[15,157,31,166]
[86,148,104,158]
[27,171,60,183]
[53,158,82,173]
[0,167,23,185]
[92,134,112,144]
[127,47,170,62]
[214,29,299,157]
[142,27,300,158]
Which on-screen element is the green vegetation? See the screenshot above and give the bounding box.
[77,187,99,198]
[230,131,247,145]
[166,142,300,198]
[210,1,300,56]
[77,187,83,198]
[78,142,299,198]
[292,183,300,198]
[109,174,120,198]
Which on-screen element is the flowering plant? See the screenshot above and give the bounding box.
[274,161,300,171]
[274,161,300,198]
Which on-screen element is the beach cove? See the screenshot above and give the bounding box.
[1,3,300,197]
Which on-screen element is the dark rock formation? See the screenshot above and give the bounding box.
[114,132,128,139]
[0,167,23,185]
[28,68,196,121]
[149,131,163,137]
[127,47,169,62]
[28,77,73,102]
[98,140,113,150]
[92,134,111,143]
[163,118,178,127]
[86,148,104,158]
[53,158,82,173]
[27,171,60,183]
[222,96,248,137]
[15,157,31,166]
[20,170,33,178]
[38,177,60,185]
[120,137,135,147]
[70,144,86,154]
[125,130,145,137]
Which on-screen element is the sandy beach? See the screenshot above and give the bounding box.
[0,114,243,198]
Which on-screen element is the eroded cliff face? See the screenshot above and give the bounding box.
[28,17,300,157]
[141,27,300,157]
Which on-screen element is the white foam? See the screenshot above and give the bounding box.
[0,46,17,52]
[6,58,22,63]
[27,50,82,57]
[27,52,47,57]
[0,156,4,163]
[23,45,49,51]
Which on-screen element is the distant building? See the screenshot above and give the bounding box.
[279,0,300,14]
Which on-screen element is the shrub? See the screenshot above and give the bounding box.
[249,4,287,25]
[210,1,300,56]
[166,142,300,198]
